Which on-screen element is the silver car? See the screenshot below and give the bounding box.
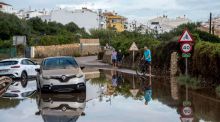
[37,56,86,92]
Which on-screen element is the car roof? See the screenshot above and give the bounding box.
[1,58,29,62]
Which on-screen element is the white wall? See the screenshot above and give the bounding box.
[26,11,44,19]
[0,4,13,13]
[50,9,99,32]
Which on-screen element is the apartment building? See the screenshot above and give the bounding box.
[0,2,13,14]
[147,15,191,34]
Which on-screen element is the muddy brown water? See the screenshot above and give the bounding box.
[0,70,220,122]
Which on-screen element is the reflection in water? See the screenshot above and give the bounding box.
[178,86,194,122]
[142,76,152,106]
[0,76,12,96]
[1,70,220,122]
[170,76,179,100]
[2,79,37,99]
[111,70,117,87]
[129,74,139,98]
[36,92,86,122]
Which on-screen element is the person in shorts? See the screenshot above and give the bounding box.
[111,49,117,67]
[143,46,152,75]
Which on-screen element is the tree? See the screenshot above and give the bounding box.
[27,17,47,35]
[0,11,30,40]
[65,22,80,33]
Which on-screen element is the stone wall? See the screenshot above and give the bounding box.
[30,38,101,58]
[33,44,80,58]
[170,52,178,76]
[33,43,101,58]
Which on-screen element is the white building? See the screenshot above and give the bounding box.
[98,9,107,29]
[147,15,191,34]
[40,8,100,32]
[15,9,48,19]
[0,2,14,14]
[125,20,149,34]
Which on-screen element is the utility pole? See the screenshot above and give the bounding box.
[212,21,215,35]
[209,12,212,34]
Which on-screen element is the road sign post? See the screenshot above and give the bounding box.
[178,30,194,76]
[129,42,139,67]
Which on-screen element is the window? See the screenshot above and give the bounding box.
[21,60,28,65]
[27,60,35,65]
[0,61,18,66]
[43,57,79,70]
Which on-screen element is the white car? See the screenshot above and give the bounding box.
[0,58,40,86]
[37,56,86,92]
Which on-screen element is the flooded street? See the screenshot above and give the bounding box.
[0,69,220,122]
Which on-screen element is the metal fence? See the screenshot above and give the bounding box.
[0,48,16,59]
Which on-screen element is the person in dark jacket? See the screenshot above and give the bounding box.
[117,50,123,67]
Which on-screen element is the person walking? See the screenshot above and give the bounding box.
[117,49,123,67]
[111,49,117,67]
[142,46,152,75]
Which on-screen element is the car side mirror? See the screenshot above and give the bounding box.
[80,66,85,70]
[35,110,41,115]
[35,68,40,73]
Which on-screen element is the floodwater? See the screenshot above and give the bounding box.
[0,69,220,122]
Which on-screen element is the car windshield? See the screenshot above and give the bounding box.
[0,61,18,66]
[43,57,79,70]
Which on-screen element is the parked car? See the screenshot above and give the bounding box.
[0,58,40,86]
[2,79,37,99]
[37,56,86,92]
[36,92,86,122]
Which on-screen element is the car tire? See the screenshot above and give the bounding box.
[36,75,41,92]
[21,71,28,88]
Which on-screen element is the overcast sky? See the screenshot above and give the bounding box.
[3,0,220,23]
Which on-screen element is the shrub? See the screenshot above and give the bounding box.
[177,75,200,89]
[192,41,220,83]
[215,85,220,97]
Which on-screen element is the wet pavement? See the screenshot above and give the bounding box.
[1,69,220,122]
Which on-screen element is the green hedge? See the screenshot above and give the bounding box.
[196,30,220,43]
[192,41,220,82]
[30,34,79,46]
[152,41,180,69]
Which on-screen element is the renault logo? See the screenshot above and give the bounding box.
[61,75,66,80]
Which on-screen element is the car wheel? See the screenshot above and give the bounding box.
[36,75,41,92]
[21,72,28,88]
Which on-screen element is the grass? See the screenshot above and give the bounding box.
[177,75,200,89]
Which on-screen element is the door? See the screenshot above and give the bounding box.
[26,59,38,76]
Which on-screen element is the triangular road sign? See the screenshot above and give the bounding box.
[129,89,139,97]
[129,42,139,51]
[178,30,193,42]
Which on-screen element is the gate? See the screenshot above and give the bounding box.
[0,48,16,59]
[25,47,31,58]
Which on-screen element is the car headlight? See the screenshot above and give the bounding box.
[76,74,83,78]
